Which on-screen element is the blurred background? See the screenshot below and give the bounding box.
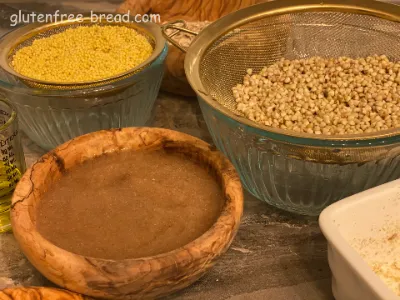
[1,0,118,13]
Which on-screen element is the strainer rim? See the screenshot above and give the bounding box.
[0,13,165,88]
[185,0,400,143]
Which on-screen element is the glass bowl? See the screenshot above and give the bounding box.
[199,100,400,216]
[183,0,400,215]
[0,21,168,151]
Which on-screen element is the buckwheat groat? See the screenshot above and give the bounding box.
[233,55,400,135]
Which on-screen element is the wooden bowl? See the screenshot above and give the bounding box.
[0,287,92,300]
[10,127,243,300]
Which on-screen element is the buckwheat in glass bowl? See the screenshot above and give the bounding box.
[0,15,167,150]
[164,0,400,215]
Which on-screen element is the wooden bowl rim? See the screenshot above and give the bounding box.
[0,286,90,299]
[11,127,243,266]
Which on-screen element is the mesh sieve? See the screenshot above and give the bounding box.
[0,14,165,90]
[201,11,400,114]
[180,0,400,142]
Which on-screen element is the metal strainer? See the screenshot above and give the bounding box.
[162,1,400,215]
[162,0,400,143]
[0,14,165,90]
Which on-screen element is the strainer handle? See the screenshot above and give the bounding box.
[161,20,198,53]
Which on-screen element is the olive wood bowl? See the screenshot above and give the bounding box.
[0,287,92,300]
[10,127,243,300]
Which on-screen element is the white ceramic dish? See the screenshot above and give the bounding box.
[319,179,400,300]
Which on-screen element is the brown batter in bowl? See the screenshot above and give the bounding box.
[36,149,225,260]
[10,127,243,300]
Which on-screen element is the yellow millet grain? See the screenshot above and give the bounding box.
[11,25,154,83]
